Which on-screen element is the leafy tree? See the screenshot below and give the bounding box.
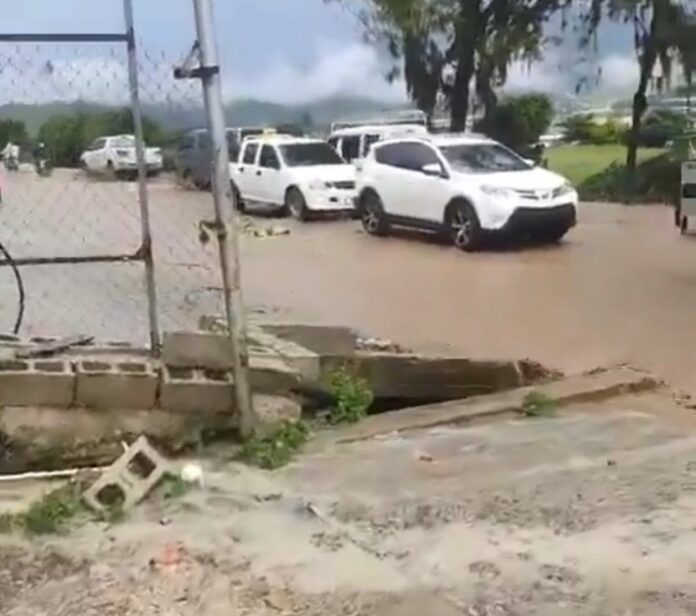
[477,93,554,150]
[330,0,570,130]
[582,0,696,172]
[0,119,28,148]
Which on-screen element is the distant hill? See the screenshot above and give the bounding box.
[0,96,406,135]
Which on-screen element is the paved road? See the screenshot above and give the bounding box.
[2,168,696,392]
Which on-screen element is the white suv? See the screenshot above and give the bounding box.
[355,135,578,250]
[230,135,356,220]
[328,124,428,164]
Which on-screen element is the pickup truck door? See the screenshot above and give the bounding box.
[256,145,285,206]
[235,142,260,201]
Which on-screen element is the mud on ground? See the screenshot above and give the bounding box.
[3,392,696,615]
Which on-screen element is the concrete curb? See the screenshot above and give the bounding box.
[326,368,662,445]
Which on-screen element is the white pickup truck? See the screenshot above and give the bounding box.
[80,134,163,179]
[229,135,356,220]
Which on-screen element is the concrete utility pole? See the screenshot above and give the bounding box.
[189,0,255,436]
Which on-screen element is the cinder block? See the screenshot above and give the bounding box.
[160,366,235,414]
[162,331,233,369]
[75,359,158,409]
[83,435,169,512]
[259,323,358,356]
[250,354,302,393]
[249,327,320,382]
[0,359,75,407]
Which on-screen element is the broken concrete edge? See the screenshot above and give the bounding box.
[325,369,663,446]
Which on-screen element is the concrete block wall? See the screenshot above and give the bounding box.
[160,366,235,414]
[0,359,74,407]
[75,360,159,410]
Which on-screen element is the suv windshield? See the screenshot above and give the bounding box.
[279,142,344,167]
[440,143,530,173]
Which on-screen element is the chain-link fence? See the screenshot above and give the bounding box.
[0,13,227,349]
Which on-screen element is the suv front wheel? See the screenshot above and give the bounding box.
[446,201,482,252]
[360,191,390,236]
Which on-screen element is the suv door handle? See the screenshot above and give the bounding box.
[238,167,244,173]
[256,170,262,176]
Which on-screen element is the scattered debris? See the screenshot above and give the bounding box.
[15,334,94,359]
[180,463,205,487]
[356,337,410,353]
[521,391,557,417]
[83,436,168,514]
[149,542,189,571]
[240,217,290,238]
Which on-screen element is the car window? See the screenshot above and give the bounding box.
[111,136,135,148]
[242,142,259,165]
[328,137,339,151]
[279,142,344,167]
[340,136,361,162]
[259,145,280,169]
[91,138,107,151]
[375,142,441,171]
[363,134,381,157]
[440,143,530,173]
[227,132,241,161]
[197,132,212,151]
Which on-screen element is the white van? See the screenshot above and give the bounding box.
[328,124,429,164]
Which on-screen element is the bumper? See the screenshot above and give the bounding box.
[498,203,577,237]
[114,161,163,172]
[305,190,356,212]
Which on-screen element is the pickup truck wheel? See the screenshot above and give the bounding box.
[681,215,689,235]
[361,192,389,236]
[286,187,309,221]
[231,182,246,213]
[446,201,482,252]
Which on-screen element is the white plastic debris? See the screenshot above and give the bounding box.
[180,463,205,487]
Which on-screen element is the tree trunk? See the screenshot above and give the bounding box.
[475,59,498,126]
[449,0,482,132]
[626,2,663,172]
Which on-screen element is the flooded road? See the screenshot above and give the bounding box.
[244,202,696,393]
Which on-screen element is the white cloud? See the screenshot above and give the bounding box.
[226,43,406,104]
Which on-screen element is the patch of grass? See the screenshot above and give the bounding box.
[241,420,311,470]
[19,483,88,536]
[546,144,665,189]
[160,472,190,500]
[521,391,557,418]
[328,367,374,425]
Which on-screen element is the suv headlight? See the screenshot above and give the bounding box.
[554,181,575,198]
[480,185,515,200]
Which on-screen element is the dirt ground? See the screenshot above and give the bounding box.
[2,168,696,392]
[3,391,696,615]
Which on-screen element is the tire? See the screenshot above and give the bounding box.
[231,182,246,213]
[446,201,482,252]
[681,215,689,235]
[360,191,389,236]
[675,205,681,228]
[285,187,309,221]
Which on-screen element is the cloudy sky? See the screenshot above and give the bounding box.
[0,0,640,104]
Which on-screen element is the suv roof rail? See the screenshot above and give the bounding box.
[330,110,427,133]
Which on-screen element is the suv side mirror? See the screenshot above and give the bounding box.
[523,158,536,167]
[421,162,443,177]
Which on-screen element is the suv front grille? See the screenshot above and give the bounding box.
[332,181,356,190]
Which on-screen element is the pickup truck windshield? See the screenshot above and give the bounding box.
[440,144,530,173]
[280,143,344,167]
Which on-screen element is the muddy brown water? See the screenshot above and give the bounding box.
[244,202,696,395]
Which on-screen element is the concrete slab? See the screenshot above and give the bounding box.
[325,368,660,444]
[258,322,357,356]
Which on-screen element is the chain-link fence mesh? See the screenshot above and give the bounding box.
[0,38,225,345]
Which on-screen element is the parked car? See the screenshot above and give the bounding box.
[80,135,163,179]
[355,134,579,250]
[176,126,267,189]
[328,123,428,164]
[229,134,356,220]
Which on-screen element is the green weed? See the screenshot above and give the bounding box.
[20,483,87,535]
[521,391,557,418]
[241,420,310,470]
[328,367,374,425]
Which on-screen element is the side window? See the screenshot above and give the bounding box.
[227,132,240,161]
[197,132,212,151]
[375,142,440,172]
[328,137,339,151]
[259,145,280,170]
[92,138,107,151]
[242,142,259,165]
[363,134,381,157]
[340,136,361,162]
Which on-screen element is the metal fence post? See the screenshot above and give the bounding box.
[191,0,255,436]
[123,0,161,353]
